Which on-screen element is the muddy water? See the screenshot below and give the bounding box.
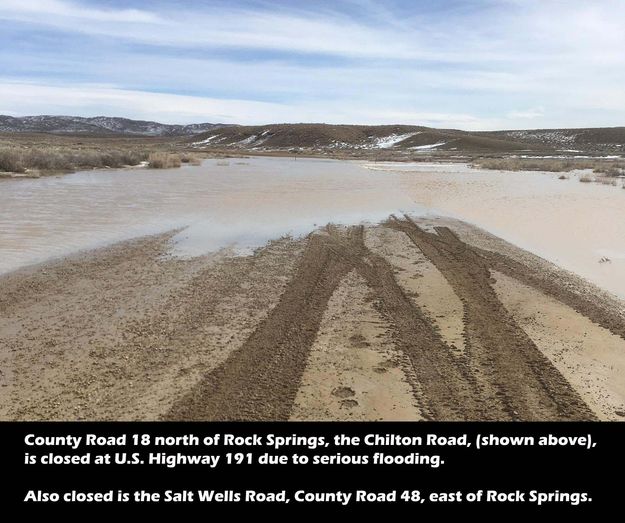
[0,157,420,271]
[371,162,625,299]
[1,156,624,298]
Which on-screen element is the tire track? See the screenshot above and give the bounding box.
[477,248,625,341]
[389,216,595,420]
[165,227,360,420]
[167,219,596,421]
[168,225,495,421]
[349,251,489,420]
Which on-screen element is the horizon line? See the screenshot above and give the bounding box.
[2,113,624,134]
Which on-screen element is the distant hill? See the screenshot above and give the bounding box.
[190,123,625,154]
[483,128,625,152]
[188,123,542,153]
[2,116,623,154]
[0,115,225,136]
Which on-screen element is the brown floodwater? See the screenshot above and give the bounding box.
[1,156,624,298]
[372,161,625,299]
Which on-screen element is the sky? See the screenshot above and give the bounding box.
[0,0,624,130]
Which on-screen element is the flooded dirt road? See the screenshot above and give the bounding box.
[1,157,624,297]
[2,218,623,421]
[369,161,625,299]
[1,158,624,420]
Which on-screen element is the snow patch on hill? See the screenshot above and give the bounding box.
[372,132,420,148]
[504,130,578,146]
[192,134,222,145]
[411,141,446,150]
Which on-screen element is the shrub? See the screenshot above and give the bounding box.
[593,165,624,177]
[147,152,182,169]
[473,157,625,174]
[179,153,201,165]
[0,146,147,174]
[0,148,26,172]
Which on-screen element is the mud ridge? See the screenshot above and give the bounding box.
[477,248,625,341]
[165,227,360,420]
[169,225,498,421]
[348,246,488,420]
[388,216,595,421]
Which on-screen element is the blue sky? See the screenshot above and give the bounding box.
[0,0,623,129]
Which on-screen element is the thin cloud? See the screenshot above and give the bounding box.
[0,81,292,124]
[507,108,545,120]
[0,81,496,129]
[0,1,624,129]
[0,0,161,23]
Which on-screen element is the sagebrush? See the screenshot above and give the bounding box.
[0,146,147,174]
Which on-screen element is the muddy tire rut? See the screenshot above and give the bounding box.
[388,216,594,420]
[168,220,598,421]
[166,228,361,420]
[3,218,619,421]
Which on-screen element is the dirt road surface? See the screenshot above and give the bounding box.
[1,217,624,421]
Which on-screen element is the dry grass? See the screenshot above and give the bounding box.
[179,152,201,165]
[0,149,23,172]
[473,157,625,174]
[596,176,618,186]
[579,174,593,183]
[473,158,581,172]
[593,165,625,177]
[147,152,182,169]
[0,146,147,174]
